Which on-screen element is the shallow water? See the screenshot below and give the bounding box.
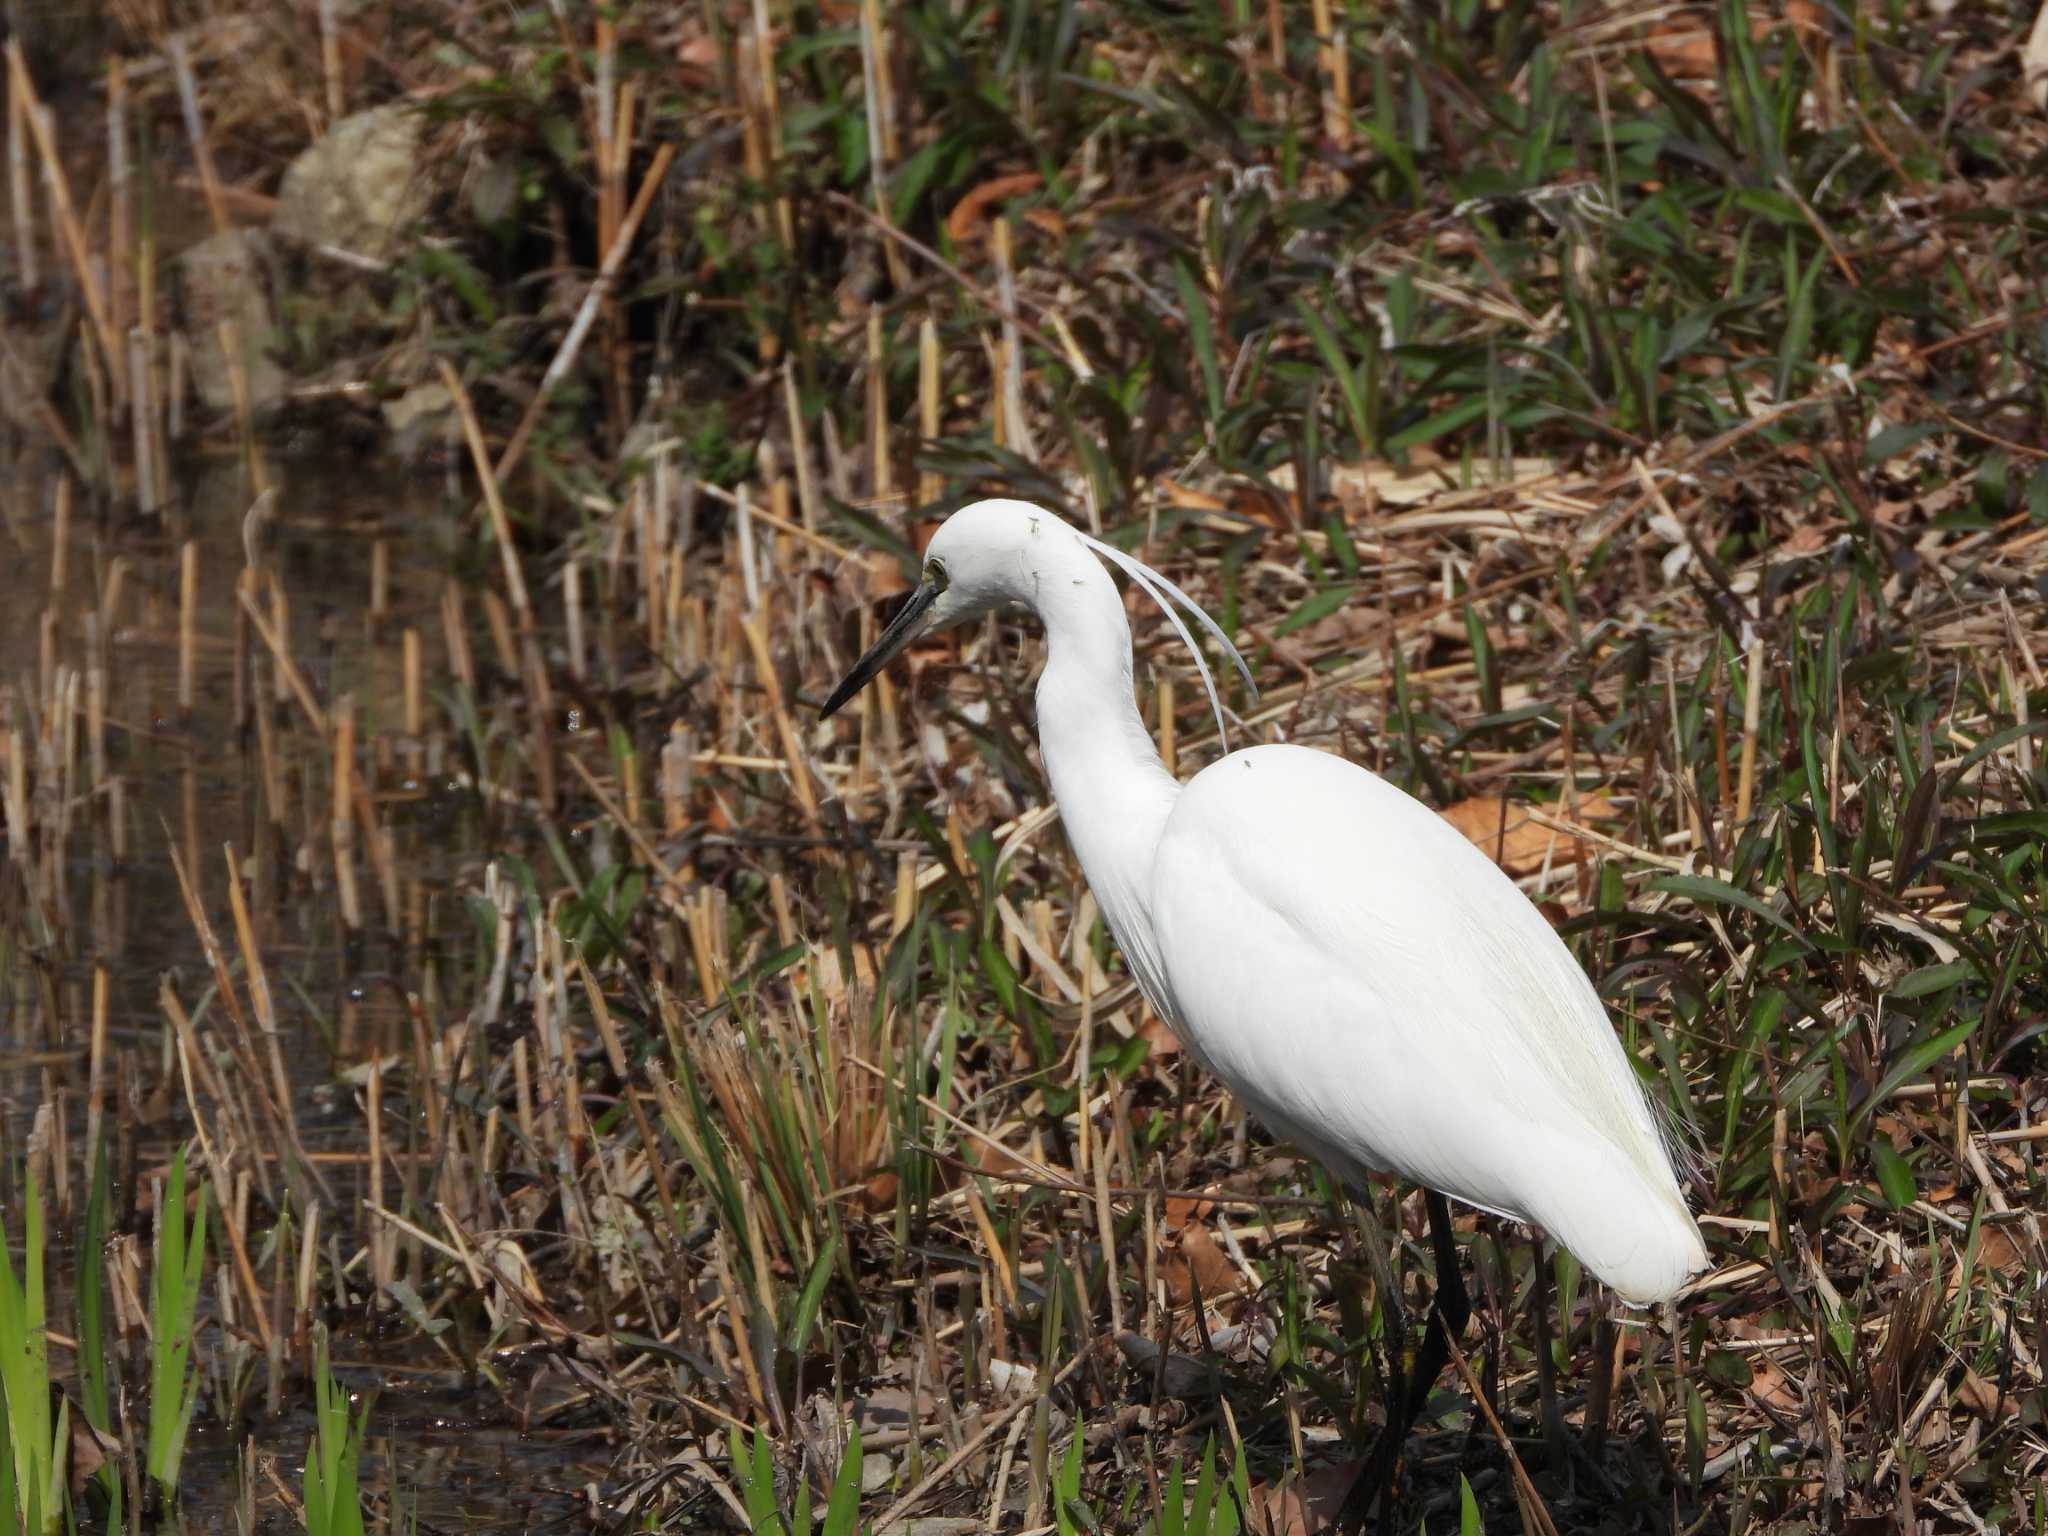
[0,447,588,1527]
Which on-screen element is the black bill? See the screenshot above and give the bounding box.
[819,577,941,717]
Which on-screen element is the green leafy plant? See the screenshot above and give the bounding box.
[146,1146,209,1497]
[304,1326,369,1536]
[0,1171,67,1536]
[730,1421,866,1536]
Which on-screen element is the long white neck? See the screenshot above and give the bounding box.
[1027,549,1181,1007]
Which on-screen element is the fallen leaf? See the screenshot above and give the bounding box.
[944,172,1044,244]
[1749,1356,1804,1416]
[1163,1194,1214,1227]
[1247,1459,1362,1536]
[1161,1217,1240,1306]
[69,1407,117,1498]
[1957,1367,2017,1422]
[1157,479,1230,513]
[1440,793,1618,876]
[1977,1225,2025,1275]
[1137,1013,1182,1058]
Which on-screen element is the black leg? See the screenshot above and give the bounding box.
[1337,1190,1471,1532]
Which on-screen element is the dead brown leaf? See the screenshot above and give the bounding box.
[1977,1225,2025,1275]
[1246,1458,1362,1535]
[944,172,1045,244]
[1748,1356,1804,1417]
[1956,1366,2017,1422]
[1161,1215,1240,1306]
[1137,1012,1182,1058]
[1440,793,1618,876]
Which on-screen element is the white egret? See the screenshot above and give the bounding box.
[820,498,1708,1508]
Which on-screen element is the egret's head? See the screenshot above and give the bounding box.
[818,497,1256,738]
[818,499,1058,718]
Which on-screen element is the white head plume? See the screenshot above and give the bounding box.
[1075,529,1258,750]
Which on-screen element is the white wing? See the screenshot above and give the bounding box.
[1149,743,1705,1304]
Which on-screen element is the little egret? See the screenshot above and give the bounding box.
[820,498,1708,1506]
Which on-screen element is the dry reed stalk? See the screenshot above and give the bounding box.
[859,0,910,290]
[735,481,763,612]
[368,1056,392,1304]
[296,1200,321,1326]
[1736,635,1764,822]
[107,60,130,337]
[661,722,693,836]
[605,83,638,440]
[992,219,1034,457]
[247,651,281,829]
[402,626,422,737]
[231,569,250,737]
[479,588,516,673]
[162,981,277,1348]
[597,18,617,249]
[177,540,198,713]
[749,0,794,255]
[783,362,820,529]
[740,614,822,832]
[223,847,327,1201]
[821,407,850,502]
[317,0,344,120]
[332,694,361,932]
[236,583,328,733]
[1093,1132,1123,1334]
[552,554,581,681]
[918,316,941,506]
[1,727,23,869]
[7,74,36,292]
[160,844,285,1174]
[46,473,68,597]
[439,361,557,807]
[369,539,389,625]
[511,1034,535,1146]
[490,142,677,485]
[128,330,158,514]
[7,43,117,383]
[441,582,476,694]
[85,617,106,794]
[866,307,892,503]
[756,440,788,554]
[165,36,231,237]
[1315,0,1352,146]
[1157,674,1176,776]
[686,892,722,1006]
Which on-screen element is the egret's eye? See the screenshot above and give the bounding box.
[925,559,948,592]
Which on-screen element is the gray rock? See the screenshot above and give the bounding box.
[274,106,428,259]
[380,378,455,456]
[175,229,286,413]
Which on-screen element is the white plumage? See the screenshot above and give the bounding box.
[823,498,1707,1306]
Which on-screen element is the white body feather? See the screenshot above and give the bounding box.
[900,501,1708,1305]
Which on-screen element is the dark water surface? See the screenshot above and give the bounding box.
[1,450,591,1528]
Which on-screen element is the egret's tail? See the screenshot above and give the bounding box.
[1522,1126,1708,1306]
